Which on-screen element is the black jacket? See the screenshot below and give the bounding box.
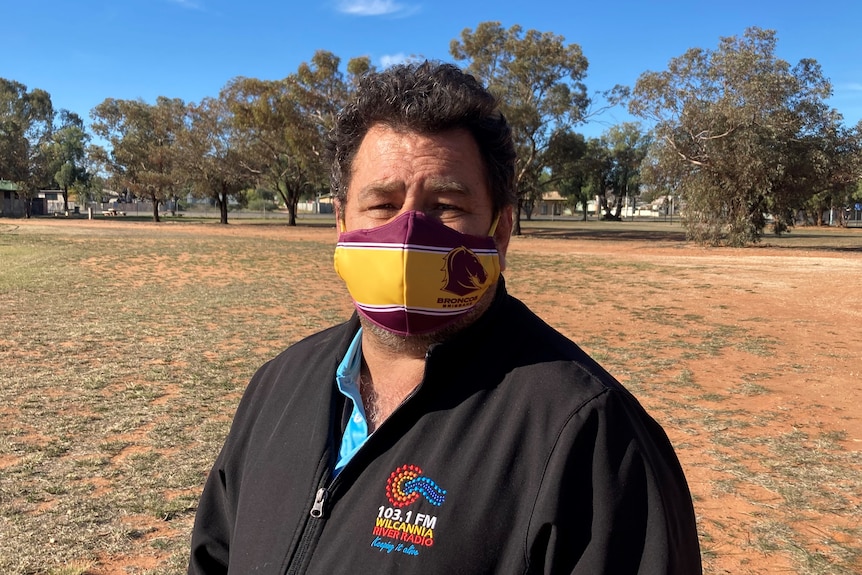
[189,282,702,574]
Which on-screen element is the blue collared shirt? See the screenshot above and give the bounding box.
[333,328,370,476]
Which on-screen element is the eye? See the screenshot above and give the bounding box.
[435,203,462,212]
[369,203,398,212]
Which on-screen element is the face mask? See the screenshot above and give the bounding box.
[334,210,501,336]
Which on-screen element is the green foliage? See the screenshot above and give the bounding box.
[91,96,187,222]
[221,50,369,226]
[451,22,590,232]
[243,188,275,212]
[46,111,91,211]
[601,123,650,220]
[174,96,252,224]
[544,129,590,219]
[0,78,55,216]
[629,27,861,245]
[6,30,860,240]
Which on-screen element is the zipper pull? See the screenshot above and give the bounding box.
[310,487,328,518]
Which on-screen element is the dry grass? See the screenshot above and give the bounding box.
[1,218,860,574]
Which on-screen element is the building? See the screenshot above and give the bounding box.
[0,180,19,215]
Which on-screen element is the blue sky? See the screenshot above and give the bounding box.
[3,0,860,139]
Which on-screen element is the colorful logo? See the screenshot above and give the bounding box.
[386,464,447,508]
[441,247,488,296]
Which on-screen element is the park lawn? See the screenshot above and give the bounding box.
[1,217,860,574]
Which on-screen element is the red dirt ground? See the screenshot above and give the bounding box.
[12,219,862,574]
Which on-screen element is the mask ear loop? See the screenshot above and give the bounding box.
[336,198,346,232]
[488,213,501,237]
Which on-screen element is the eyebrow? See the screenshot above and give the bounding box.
[425,178,471,196]
[355,182,403,202]
[356,178,473,200]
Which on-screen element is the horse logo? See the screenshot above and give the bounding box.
[441,246,488,296]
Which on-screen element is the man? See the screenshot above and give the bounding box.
[188,61,702,574]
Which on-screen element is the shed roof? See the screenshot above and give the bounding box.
[541,190,566,202]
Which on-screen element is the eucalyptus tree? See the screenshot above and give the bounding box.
[224,51,370,225]
[603,123,650,220]
[629,27,840,245]
[91,96,186,222]
[544,129,590,219]
[450,21,590,234]
[0,78,54,215]
[582,137,613,217]
[795,119,862,227]
[176,96,252,224]
[294,51,371,135]
[46,110,90,213]
[223,75,323,226]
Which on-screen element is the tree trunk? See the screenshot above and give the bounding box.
[62,186,69,213]
[219,191,229,224]
[288,186,300,226]
[513,199,523,236]
[274,184,298,226]
[152,194,161,223]
[523,199,534,221]
[599,193,612,220]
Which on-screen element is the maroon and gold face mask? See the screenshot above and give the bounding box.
[334,210,501,336]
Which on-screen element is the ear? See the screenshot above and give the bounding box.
[493,205,514,272]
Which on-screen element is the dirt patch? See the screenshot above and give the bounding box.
[503,230,862,574]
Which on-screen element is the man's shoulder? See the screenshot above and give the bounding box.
[243,318,358,395]
[497,294,615,375]
[485,294,650,415]
[270,319,357,363]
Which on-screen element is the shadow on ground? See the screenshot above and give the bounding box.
[520,226,688,243]
[520,223,862,252]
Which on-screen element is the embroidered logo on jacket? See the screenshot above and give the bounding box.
[386,463,446,507]
[371,464,446,557]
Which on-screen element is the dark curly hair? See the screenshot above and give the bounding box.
[327,61,516,214]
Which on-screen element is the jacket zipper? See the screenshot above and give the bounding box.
[284,473,329,575]
[310,487,328,518]
[284,348,435,574]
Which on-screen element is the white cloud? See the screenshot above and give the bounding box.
[377,53,427,68]
[831,82,862,102]
[337,0,416,16]
[167,0,203,9]
[168,0,204,10]
[379,53,409,68]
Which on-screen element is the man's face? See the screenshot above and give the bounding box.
[337,124,512,268]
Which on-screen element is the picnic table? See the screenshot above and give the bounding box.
[102,208,126,216]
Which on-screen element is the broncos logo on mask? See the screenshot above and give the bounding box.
[441,246,488,296]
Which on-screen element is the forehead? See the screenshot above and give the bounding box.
[348,124,488,194]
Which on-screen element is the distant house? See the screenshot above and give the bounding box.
[297,193,335,214]
[1,180,25,216]
[0,180,17,215]
[649,195,680,216]
[537,191,568,217]
[0,180,51,216]
[38,189,75,214]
